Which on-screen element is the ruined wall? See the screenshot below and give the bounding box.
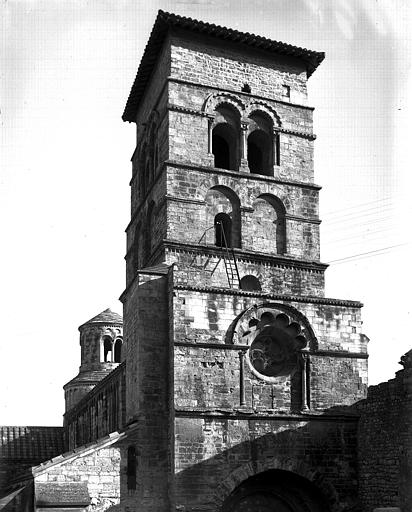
[357,350,412,512]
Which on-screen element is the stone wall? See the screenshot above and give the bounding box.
[121,269,173,512]
[174,415,359,511]
[33,443,121,512]
[170,34,309,105]
[357,350,412,512]
[170,285,367,511]
[64,363,126,450]
[164,164,321,262]
[168,247,325,296]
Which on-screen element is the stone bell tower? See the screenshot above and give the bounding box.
[120,11,368,512]
[63,308,123,412]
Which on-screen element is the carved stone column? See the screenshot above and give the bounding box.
[273,129,280,167]
[239,350,247,406]
[240,122,249,172]
[301,352,309,411]
[207,116,214,154]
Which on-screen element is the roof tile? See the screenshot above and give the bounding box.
[122,10,325,122]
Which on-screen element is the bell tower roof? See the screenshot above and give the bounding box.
[79,308,123,330]
[122,10,325,122]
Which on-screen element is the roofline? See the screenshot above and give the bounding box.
[122,10,325,123]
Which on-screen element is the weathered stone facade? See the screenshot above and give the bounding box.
[119,10,368,512]
[356,350,412,512]
[1,11,411,512]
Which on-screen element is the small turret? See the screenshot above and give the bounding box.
[64,309,123,412]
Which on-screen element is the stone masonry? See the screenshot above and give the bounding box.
[120,11,369,512]
[1,10,411,512]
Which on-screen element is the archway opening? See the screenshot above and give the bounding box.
[215,212,232,247]
[222,469,330,512]
[103,336,113,363]
[248,129,272,175]
[114,339,122,363]
[213,123,238,171]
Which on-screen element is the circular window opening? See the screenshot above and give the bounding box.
[249,325,299,377]
[240,275,262,291]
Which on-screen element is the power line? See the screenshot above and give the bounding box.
[322,205,396,225]
[326,243,407,265]
[321,196,396,217]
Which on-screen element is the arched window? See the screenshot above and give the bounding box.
[247,111,274,176]
[214,213,232,247]
[114,339,122,363]
[211,104,240,171]
[212,123,237,170]
[127,446,137,490]
[249,194,286,255]
[205,186,241,249]
[248,130,272,175]
[240,275,262,291]
[103,336,113,363]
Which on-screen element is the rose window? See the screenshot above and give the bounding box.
[241,311,307,378]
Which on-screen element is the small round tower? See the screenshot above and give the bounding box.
[64,308,123,412]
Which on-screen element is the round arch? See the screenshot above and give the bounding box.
[205,185,241,248]
[245,102,282,127]
[214,461,338,512]
[224,301,318,351]
[203,92,245,117]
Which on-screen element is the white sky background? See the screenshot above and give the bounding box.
[1,0,411,425]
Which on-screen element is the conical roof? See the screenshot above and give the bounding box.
[79,308,123,329]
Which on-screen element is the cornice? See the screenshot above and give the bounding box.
[165,239,328,273]
[164,194,205,206]
[173,283,363,308]
[167,101,316,140]
[165,160,322,190]
[174,341,367,359]
[174,408,359,422]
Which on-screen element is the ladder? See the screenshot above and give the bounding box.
[216,224,241,289]
[190,222,241,289]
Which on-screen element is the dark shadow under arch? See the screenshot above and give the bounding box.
[114,339,122,363]
[221,469,330,512]
[215,212,232,247]
[248,129,272,175]
[213,123,238,171]
[103,336,113,363]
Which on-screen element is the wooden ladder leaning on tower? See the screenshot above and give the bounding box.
[190,223,241,289]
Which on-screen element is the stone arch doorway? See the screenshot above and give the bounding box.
[221,470,329,512]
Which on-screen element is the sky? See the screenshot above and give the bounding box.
[1,0,411,425]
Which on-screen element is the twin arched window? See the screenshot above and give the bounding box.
[211,105,279,175]
[206,186,286,255]
[102,336,123,363]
